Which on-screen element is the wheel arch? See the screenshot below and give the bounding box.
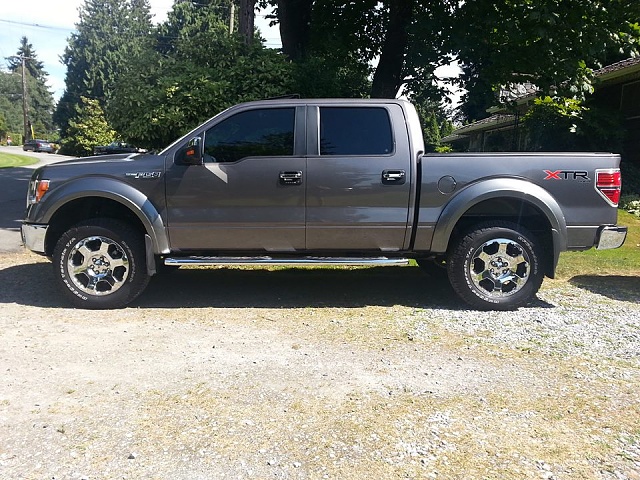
[430,178,567,278]
[39,178,169,257]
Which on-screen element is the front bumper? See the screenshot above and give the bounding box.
[596,225,627,250]
[21,223,48,254]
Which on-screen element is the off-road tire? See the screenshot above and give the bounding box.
[52,219,150,309]
[448,221,544,310]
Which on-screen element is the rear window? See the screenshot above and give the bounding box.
[319,107,394,156]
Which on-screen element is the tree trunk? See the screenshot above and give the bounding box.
[239,0,256,45]
[277,0,314,61]
[371,0,413,98]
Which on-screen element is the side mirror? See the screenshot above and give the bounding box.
[175,137,203,165]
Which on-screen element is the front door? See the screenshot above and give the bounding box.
[165,106,306,252]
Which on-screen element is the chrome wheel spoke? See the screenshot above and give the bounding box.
[469,237,530,298]
[67,235,130,296]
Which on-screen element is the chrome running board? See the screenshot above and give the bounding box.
[164,256,409,267]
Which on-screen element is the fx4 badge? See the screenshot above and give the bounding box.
[543,170,590,181]
[125,171,162,179]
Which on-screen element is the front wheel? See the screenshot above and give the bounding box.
[448,222,544,310]
[53,219,150,309]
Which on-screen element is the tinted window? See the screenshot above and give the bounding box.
[204,108,295,163]
[320,107,393,156]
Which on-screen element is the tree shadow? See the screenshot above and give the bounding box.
[569,275,640,303]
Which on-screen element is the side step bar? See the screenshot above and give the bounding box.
[164,256,409,267]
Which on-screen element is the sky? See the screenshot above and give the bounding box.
[0,0,281,101]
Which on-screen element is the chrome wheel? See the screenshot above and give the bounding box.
[67,236,130,296]
[469,237,530,297]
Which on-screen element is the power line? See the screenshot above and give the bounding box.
[0,18,75,32]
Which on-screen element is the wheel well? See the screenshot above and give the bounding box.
[449,198,555,277]
[44,197,146,256]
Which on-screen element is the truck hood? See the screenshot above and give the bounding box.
[51,152,157,167]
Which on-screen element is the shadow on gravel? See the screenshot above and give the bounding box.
[0,260,558,310]
[569,275,640,303]
[135,266,462,309]
[0,261,467,309]
[0,261,61,307]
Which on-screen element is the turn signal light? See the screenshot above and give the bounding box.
[28,179,50,205]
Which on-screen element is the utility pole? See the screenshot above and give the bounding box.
[9,55,31,142]
[20,55,31,143]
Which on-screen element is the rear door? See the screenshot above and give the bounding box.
[305,104,413,251]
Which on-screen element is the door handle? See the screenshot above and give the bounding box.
[382,170,406,185]
[279,171,303,185]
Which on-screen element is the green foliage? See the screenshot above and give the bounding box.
[0,112,7,137]
[55,0,153,136]
[620,195,640,217]
[107,1,293,149]
[59,97,116,156]
[522,96,626,153]
[456,0,640,122]
[2,37,55,138]
[522,97,584,151]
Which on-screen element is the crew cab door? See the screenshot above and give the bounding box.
[165,106,306,251]
[305,104,413,251]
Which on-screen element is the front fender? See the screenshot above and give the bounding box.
[430,178,567,268]
[35,177,170,254]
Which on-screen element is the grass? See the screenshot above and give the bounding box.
[556,210,640,278]
[0,151,38,168]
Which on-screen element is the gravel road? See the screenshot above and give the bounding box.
[1,250,639,479]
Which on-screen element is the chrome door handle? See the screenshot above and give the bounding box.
[382,170,406,185]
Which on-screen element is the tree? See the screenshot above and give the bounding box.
[107,1,293,148]
[456,0,640,121]
[6,37,55,138]
[258,0,639,111]
[60,96,116,156]
[54,0,153,136]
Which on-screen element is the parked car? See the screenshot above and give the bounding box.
[93,141,146,156]
[23,139,55,153]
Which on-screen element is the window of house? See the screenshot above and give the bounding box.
[621,81,640,119]
[319,107,394,156]
[204,108,295,162]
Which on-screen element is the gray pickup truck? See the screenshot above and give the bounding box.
[22,98,627,310]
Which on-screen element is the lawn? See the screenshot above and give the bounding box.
[0,152,38,168]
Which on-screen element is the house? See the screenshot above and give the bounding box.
[442,57,640,165]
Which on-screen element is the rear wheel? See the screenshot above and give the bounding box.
[53,219,150,309]
[448,221,543,310]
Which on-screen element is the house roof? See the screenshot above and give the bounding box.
[445,56,640,143]
[594,56,640,83]
[441,114,516,142]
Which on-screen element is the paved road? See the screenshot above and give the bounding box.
[0,146,73,253]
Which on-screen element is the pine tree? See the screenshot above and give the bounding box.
[54,0,153,136]
[7,37,55,139]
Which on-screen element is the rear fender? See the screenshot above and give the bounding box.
[430,178,567,274]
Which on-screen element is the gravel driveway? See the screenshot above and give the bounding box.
[0,250,639,479]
